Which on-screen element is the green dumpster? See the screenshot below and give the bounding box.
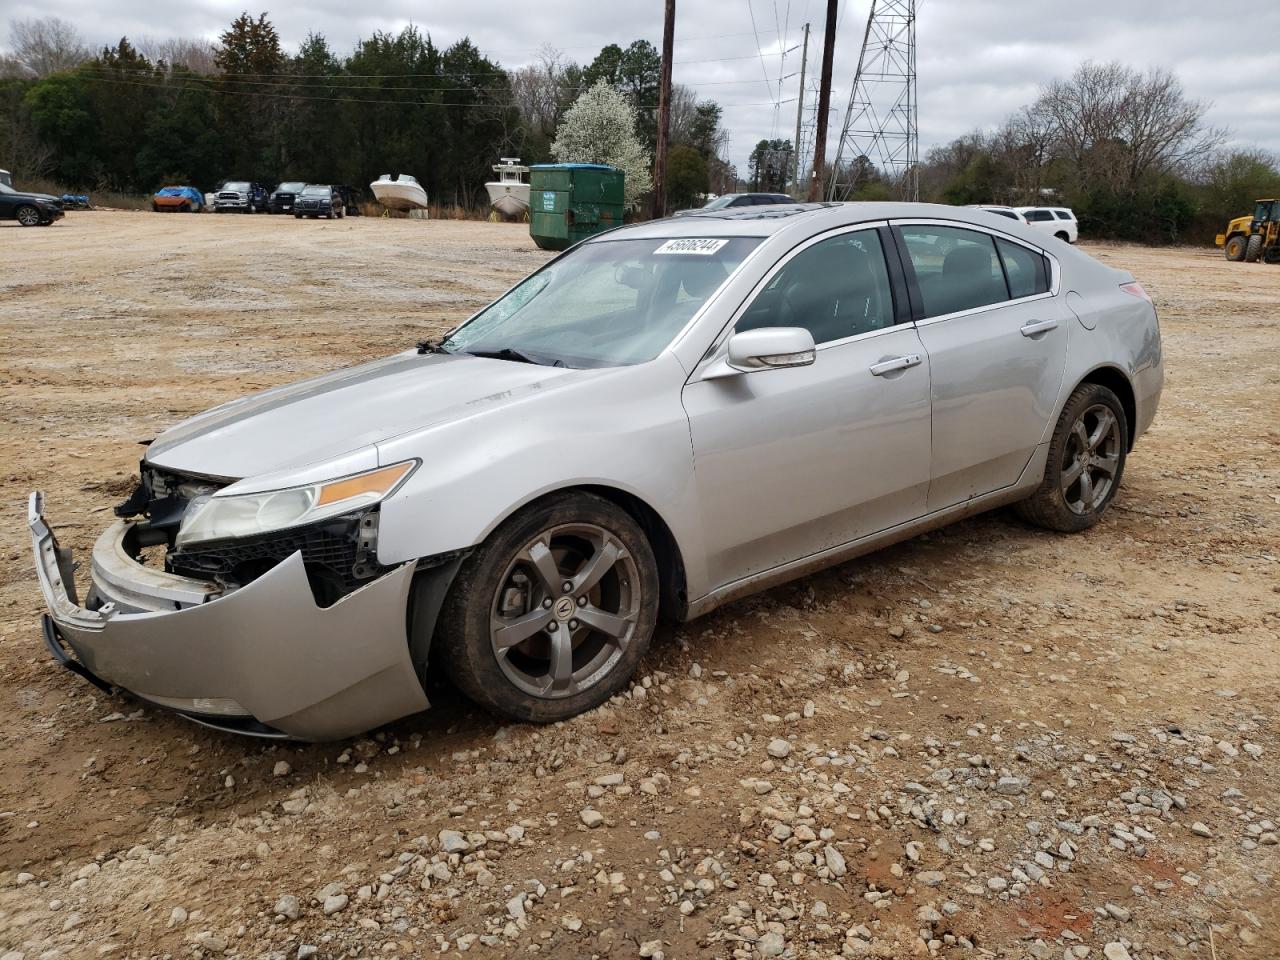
[528,163,626,251]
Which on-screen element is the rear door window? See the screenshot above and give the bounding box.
[898,225,1009,319]
[995,238,1050,299]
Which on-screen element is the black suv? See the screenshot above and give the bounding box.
[294,185,344,219]
[213,180,269,213]
[268,181,307,214]
[0,181,64,226]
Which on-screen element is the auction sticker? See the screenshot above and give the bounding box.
[654,238,729,255]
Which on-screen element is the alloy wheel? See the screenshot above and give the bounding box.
[1061,403,1121,514]
[17,206,40,226]
[489,523,640,699]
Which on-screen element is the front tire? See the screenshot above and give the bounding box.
[435,492,660,723]
[1016,383,1128,533]
[1245,234,1264,263]
[16,205,41,226]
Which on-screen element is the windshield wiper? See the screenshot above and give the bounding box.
[416,339,451,355]
[463,347,541,365]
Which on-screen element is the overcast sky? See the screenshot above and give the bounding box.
[3,0,1278,172]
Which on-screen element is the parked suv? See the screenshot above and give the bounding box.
[294,184,344,219]
[1014,206,1078,243]
[268,181,307,214]
[214,181,269,213]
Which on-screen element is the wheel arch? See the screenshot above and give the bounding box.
[476,483,691,622]
[1076,365,1137,451]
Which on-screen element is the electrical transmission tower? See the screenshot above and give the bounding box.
[828,0,919,201]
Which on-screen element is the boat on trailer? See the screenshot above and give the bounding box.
[371,174,429,217]
[484,158,530,220]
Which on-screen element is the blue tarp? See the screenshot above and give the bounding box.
[154,186,203,204]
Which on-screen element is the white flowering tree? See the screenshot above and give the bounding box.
[551,81,652,208]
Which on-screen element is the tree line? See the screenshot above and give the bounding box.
[0,14,733,209]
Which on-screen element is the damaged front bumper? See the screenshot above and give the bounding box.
[29,491,431,740]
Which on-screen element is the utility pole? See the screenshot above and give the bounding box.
[807,0,837,202]
[791,22,810,194]
[651,0,676,219]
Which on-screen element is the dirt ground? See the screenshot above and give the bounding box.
[0,211,1276,960]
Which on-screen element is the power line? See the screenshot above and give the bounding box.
[70,69,788,109]
[746,0,779,113]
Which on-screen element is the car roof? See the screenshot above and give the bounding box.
[592,201,1059,242]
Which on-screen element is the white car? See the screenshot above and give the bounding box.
[1014,206,1078,244]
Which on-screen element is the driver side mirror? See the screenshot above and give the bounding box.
[703,327,816,379]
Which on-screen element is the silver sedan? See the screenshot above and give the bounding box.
[30,202,1163,739]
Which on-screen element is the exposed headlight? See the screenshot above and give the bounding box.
[175,461,416,548]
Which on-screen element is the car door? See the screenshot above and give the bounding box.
[893,221,1068,511]
[682,225,933,591]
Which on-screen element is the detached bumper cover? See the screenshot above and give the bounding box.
[29,492,430,741]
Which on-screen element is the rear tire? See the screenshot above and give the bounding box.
[1224,235,1247,261]
[1054,230,1070,243]
[1245,234,1264,263]
[434,492,659,723]
[1015,382,1128,533]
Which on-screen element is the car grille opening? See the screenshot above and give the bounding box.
[167,514,386,607]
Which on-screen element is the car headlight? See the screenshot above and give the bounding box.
[175,461,416,548]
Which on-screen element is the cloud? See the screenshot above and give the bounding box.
[3,0,1276,171]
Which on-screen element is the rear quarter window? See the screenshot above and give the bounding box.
[995,238,1050,299]
[1055,210,1074,220]
[1024,210,1055,222]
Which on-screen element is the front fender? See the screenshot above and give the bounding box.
[373,353,710,599]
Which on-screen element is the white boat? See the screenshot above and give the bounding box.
[484,158,530,220]
[370,174,429,216]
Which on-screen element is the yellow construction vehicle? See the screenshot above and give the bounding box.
[1216,199,1280,263]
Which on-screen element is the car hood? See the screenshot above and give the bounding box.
[145,352,580,480]
[14,191,60,203]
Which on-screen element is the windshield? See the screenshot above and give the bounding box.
[701,196,735,210]
[441,236,761,368]
[0,182,15,195]
[157,187,186,196]
[277,182,305,193]
[223,181,250,191]
[301,185,330,196]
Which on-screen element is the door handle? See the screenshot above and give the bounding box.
[1020,318,1059,337]
[869,354,922,377]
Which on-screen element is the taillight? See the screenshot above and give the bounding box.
[1120,281,1151,303]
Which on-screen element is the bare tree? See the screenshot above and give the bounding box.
[136,36,219,74]
[510,45,578,144]
[1031,61,1224,191]
[4,17,90,78]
